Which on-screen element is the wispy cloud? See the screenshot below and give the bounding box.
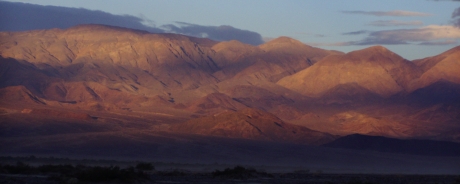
[342,10,432,17]
[367,20,424,27]
[347,25,460,45]
[418,40,458,45]
[342,30,370,35]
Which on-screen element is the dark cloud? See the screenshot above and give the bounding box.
[342,10,432,17]
[342,30,370,35]
[0,1,265,45]
[162,22,264,45]
[0,1,164,33]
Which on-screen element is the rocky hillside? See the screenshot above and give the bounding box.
[1,24,459,145]
[170,108,335,145]
[277,46,422,98]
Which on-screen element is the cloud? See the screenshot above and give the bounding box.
[0,1,265,45]
[349,25,460,45]
[342,30,370,35]
[342,10,432,17]
[0,1,164,33]
[162,22,264,45]
[452,7,460,26]
[418,40,458,45]
[367,20,424,27]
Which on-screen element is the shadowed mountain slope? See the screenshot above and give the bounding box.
[185,92,248,114]
[0,25,223,97]
[0,25,338,104]
[170,108,335,145]
[324,134,460,156]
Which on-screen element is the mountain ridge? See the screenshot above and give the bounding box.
[1,24,459,146]
[277,45,422,98]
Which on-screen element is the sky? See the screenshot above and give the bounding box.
[1,0,460,60]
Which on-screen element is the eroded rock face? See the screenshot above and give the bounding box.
[170,108,335,145]
[185,92,248,114]
[0,25,222,92]
[0,25,337,104]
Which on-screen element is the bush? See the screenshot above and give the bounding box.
[2,162,34,174]
[212,166,271,179]
[76,166,148,182]
[136,162,154,171]
[38,164,74,175]
[157,169,189,176]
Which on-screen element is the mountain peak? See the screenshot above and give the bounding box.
[366,45,387,51]
[277,44,420,97]
[259,36,315,53]
[354,45,392,54]
[346,45,404,61]
[263,36,305,46]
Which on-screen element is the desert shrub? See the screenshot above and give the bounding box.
[76,166,148,182]
[2,161,34,174]
[454,176,460,184]
[0,162,150,182]
[157,169,188,176]
[136,162,154,171]
[346,178,376,184]
[294,169,310,174]
[38,164,75,175]
[212,166,272,179]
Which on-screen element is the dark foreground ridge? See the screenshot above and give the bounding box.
[323,134,460,156]
[1,160,459,184]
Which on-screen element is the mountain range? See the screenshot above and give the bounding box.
[1,24,460,157]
